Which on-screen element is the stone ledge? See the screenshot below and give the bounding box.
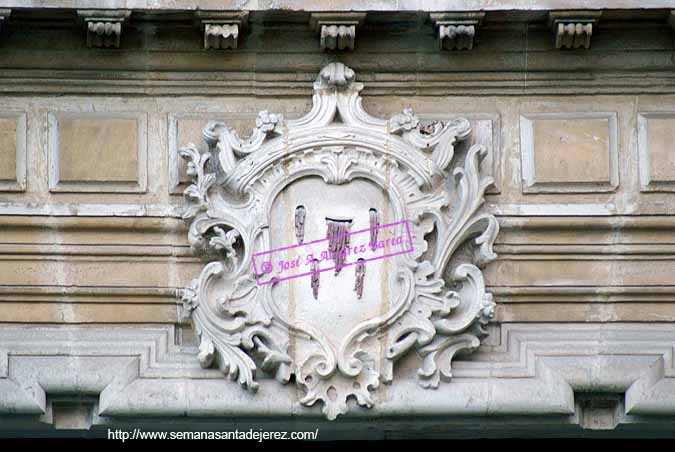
[0,323,674,427]
[0,1,670,12]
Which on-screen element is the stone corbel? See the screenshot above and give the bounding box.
[77,9,131,48]
[309,13,366,51]
[0,9,10,34]
[548,11,602,49]
[431,12,485,51]
[195,11,248,50]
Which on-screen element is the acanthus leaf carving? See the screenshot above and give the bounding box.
[178,63,498,419]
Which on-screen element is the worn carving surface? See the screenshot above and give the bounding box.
[178,62,498,419]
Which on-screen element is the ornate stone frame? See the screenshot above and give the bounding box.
[178,63,498,419]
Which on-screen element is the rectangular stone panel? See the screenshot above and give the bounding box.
[520,112,618,193]
[48,112,147,193]
[638,112,675,192]
[0,112,26,192]
[0,303,177,324]
[496,303,675,323]
[0,258,201,288]
[485,259,675,288]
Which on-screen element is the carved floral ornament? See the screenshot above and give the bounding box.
[178,62,499,420]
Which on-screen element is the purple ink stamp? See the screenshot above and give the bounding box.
[252,219,415,288]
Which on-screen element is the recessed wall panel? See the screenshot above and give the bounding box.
[48,112,147,193]
[520,112,618,193]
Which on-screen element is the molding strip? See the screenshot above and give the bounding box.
[0,1,671,12]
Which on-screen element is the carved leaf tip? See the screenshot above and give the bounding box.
[388,108,420,134]
[198,336,216,368]
[255,110,282,133]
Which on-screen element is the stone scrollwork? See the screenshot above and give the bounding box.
[178,62,498,419]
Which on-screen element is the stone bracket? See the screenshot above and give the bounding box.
[431,12,485,50]
[548,11,602,49]
[77,9,131,49]
[195,11,249,50]
[0,9,10,33]
[309,13,366,51]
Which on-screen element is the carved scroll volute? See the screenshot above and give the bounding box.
[179,63,498,420]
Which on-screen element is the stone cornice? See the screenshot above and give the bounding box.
[2,70,675,97]
[0,5,673,23]
[0,8,673,55]
[1,8,673,49]
[2,323,675,434]
[0,1,673,12]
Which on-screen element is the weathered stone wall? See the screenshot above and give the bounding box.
[1,2,675,437]
[2,93,675,325]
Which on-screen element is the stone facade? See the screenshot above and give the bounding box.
[0,0,675,438]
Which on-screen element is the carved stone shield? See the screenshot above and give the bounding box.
[179,63,498,419]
